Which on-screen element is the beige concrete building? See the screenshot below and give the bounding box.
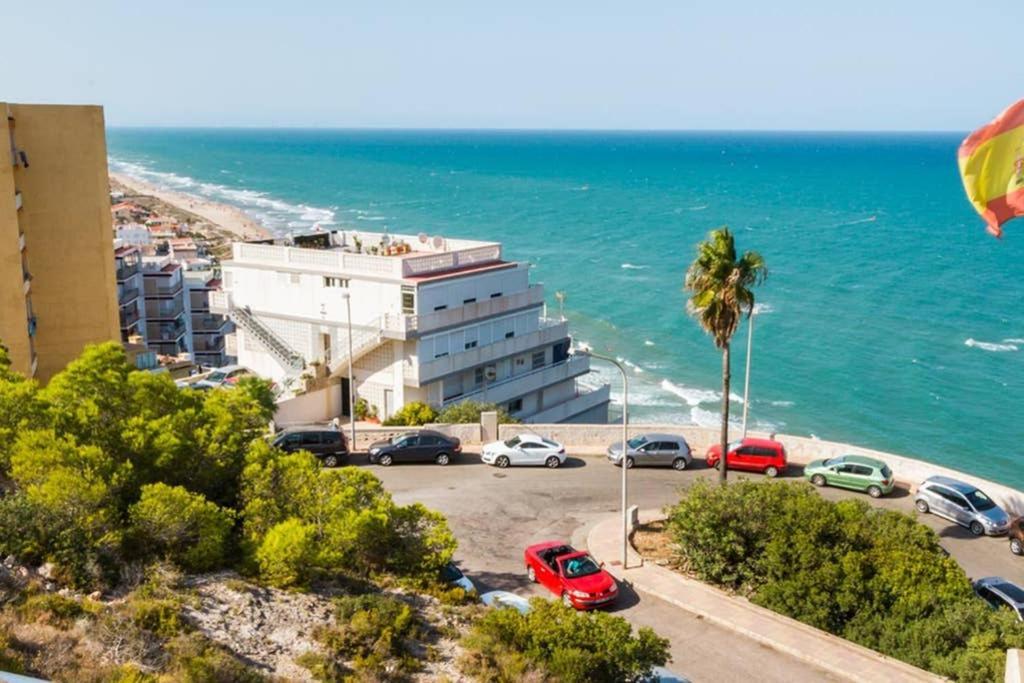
[1,103,119,381]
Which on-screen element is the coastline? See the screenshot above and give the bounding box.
[110,171,272,242]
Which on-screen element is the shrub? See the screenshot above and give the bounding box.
[436,401,518,425]
[459,598,669,682]
[128,483,234,572]
[382,401,438,426]
[165,633,267,682]
[18,593,87,628]
[126,596,187,639]
[315,593,420,676]
[256,518,318,588]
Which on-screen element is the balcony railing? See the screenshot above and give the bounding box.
[192,313,229,333]
[147,319,186,342]
[144,279,183,297]
[116,263,140,281]
[120,306,141,328]
[527,383,611,423]
[442,355,590,408]
[145,298,184,320]
[118,287,140,306]
[192,335,225,352]
[382,282,543,338]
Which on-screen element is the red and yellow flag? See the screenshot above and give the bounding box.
[958,98,1024,238]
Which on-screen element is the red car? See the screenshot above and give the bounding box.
[705,437,787,477]
[524,541,618,610]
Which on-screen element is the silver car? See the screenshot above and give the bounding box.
[914,475,1009,536]
[607,433,692,470]
[974,577,1024,621]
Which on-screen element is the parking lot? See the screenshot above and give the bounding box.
[346,447,1023,681]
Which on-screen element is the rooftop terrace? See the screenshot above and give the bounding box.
[230,229,504,280]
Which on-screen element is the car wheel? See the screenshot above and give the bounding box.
[545,456,561,469]
[810,474,826,487]
[323,455,339,468]
[527,565,536,582]
[562,592,575,608]
[496,455,510,468]
[867,485,883,499]
[435,453,450,466]
[625,457,635,469]
[915,499,930,514]
[379,454,393,466]
[765,466,779,478]
[1011,539,1024,556]
[672,458,688,471]
[970,521,985,536]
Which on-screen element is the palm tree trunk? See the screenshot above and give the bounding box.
[719,342,731,484]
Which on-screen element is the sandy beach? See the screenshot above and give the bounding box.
[110,171,272,241]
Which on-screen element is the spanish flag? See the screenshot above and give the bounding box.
[958,98,1024,238]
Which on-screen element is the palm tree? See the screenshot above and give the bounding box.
[685,227,767,484]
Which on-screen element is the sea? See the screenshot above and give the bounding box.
[106,129,1024,488]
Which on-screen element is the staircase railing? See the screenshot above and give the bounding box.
[229,305,305,374]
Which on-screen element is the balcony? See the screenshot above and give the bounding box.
[442,355,591,408]
[147,318,186,342]
[144,278,183,297]
[409,320,569,385]
[382,283,544,339]
[192,313,229,333]
[189,291,211,312]
[116,262,140,281]
[120,306,141,329]
[145,298,185,320]
[527,384,611,423]
[192,335,226,353]
[118,287,140,307]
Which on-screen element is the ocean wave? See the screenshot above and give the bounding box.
[644,340,655,347]
[660,379,719,407]
[687,204,709,211]
[753,302,774,315]
[109,157,338,234]
[1004,338,1024,344]
[833,215,878,228]
[768,400,795,408]
[965,338,1018,353]
[620,263,649,270]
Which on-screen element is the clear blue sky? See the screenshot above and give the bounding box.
[4,0,1022,130]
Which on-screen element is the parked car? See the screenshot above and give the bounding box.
[480,590,532,614]
[914,476,1010,536]
[271,426,349,467]
[440,561,476,593]
[974,577,1024,621]
[524,541,618,610]
[367,430,461,466]
[803,454,895,498]
[481,434,566,468]
[606,433,692,470]
[705,437,787,477]
[190,364,251,390]
[1008,517,1024,555]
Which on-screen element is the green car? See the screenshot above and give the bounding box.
[804,454,895,498]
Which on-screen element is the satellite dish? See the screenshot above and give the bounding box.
[431,235,445,249]
[417,232,429,244]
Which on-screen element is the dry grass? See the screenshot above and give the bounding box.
[630,520,681,568]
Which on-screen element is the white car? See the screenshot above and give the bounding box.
[481,434,566,468]
[480,590,533,614]
[441,562,476,593]
[191,364,250,390]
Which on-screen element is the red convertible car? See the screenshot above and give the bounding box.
[524,541,618,609]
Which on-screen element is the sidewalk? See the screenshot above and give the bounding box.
[587,511,942,683]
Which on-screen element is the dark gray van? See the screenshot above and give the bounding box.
[272,426,349,467]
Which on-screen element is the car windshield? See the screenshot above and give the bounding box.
[504,437,521,448]
[627,436,647,448]
[823,457,843,467]
[965,489,997,511]
[996,583,1024,603]
[207,371,227,383]
[390,435,408,445]
[560,555,600,578]
[440,563,463,582]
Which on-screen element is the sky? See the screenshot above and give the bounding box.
[4,1,1023,131]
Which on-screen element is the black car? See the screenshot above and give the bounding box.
[272,426,349,467]
[367,430,461,466]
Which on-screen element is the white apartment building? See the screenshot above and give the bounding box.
[213,230,610,423]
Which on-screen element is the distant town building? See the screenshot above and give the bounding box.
[214,230,610,423]
[186,271,232,367]
[0,103,119,381]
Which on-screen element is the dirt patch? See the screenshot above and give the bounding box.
[631,520,681,568]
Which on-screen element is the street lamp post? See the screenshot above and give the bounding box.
[341,292,356,450]
[576,345,629,568]
[741,306,757,437]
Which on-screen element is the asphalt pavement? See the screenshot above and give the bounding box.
[357,450,1022,682]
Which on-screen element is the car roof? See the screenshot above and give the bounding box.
[414,429,449,438]
[280,424,340,433]
[837,455,887,468]
[514,433,553,443]
[977,577,1024,605]
[638,433,689,442]
[923,475,979,494]
[742,437,782,447]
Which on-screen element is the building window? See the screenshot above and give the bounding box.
[515,357,525,366]
[508,398,523,413]
[401,285,415,314]
[474,367,484,385]
[505,330,515,339]
[491,292,502,298]
[532,351,545,369]
[434,304,448,311]
[323,277,349,288]
[464,340,478,350]
[463,297,476,305]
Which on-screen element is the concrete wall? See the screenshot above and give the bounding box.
[274,382,343,427]
[495,423,1024,515]
[348,423,482,450]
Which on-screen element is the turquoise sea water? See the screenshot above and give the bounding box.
[107,129,1024,487]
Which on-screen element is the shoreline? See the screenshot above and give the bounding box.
[110,171,273,242]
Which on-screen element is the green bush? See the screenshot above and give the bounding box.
[315,593,420,677]
[165,633,267,682]
[256,518,318,588]
[459,598,669,682]
[382,401,437,426]
[436,401,518,425]
[666,480,1018,681]
[126,596,187,639]
[129,483,235,572]
[18,593,87,628]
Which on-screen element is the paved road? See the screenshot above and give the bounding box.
[360,452,1022,682]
